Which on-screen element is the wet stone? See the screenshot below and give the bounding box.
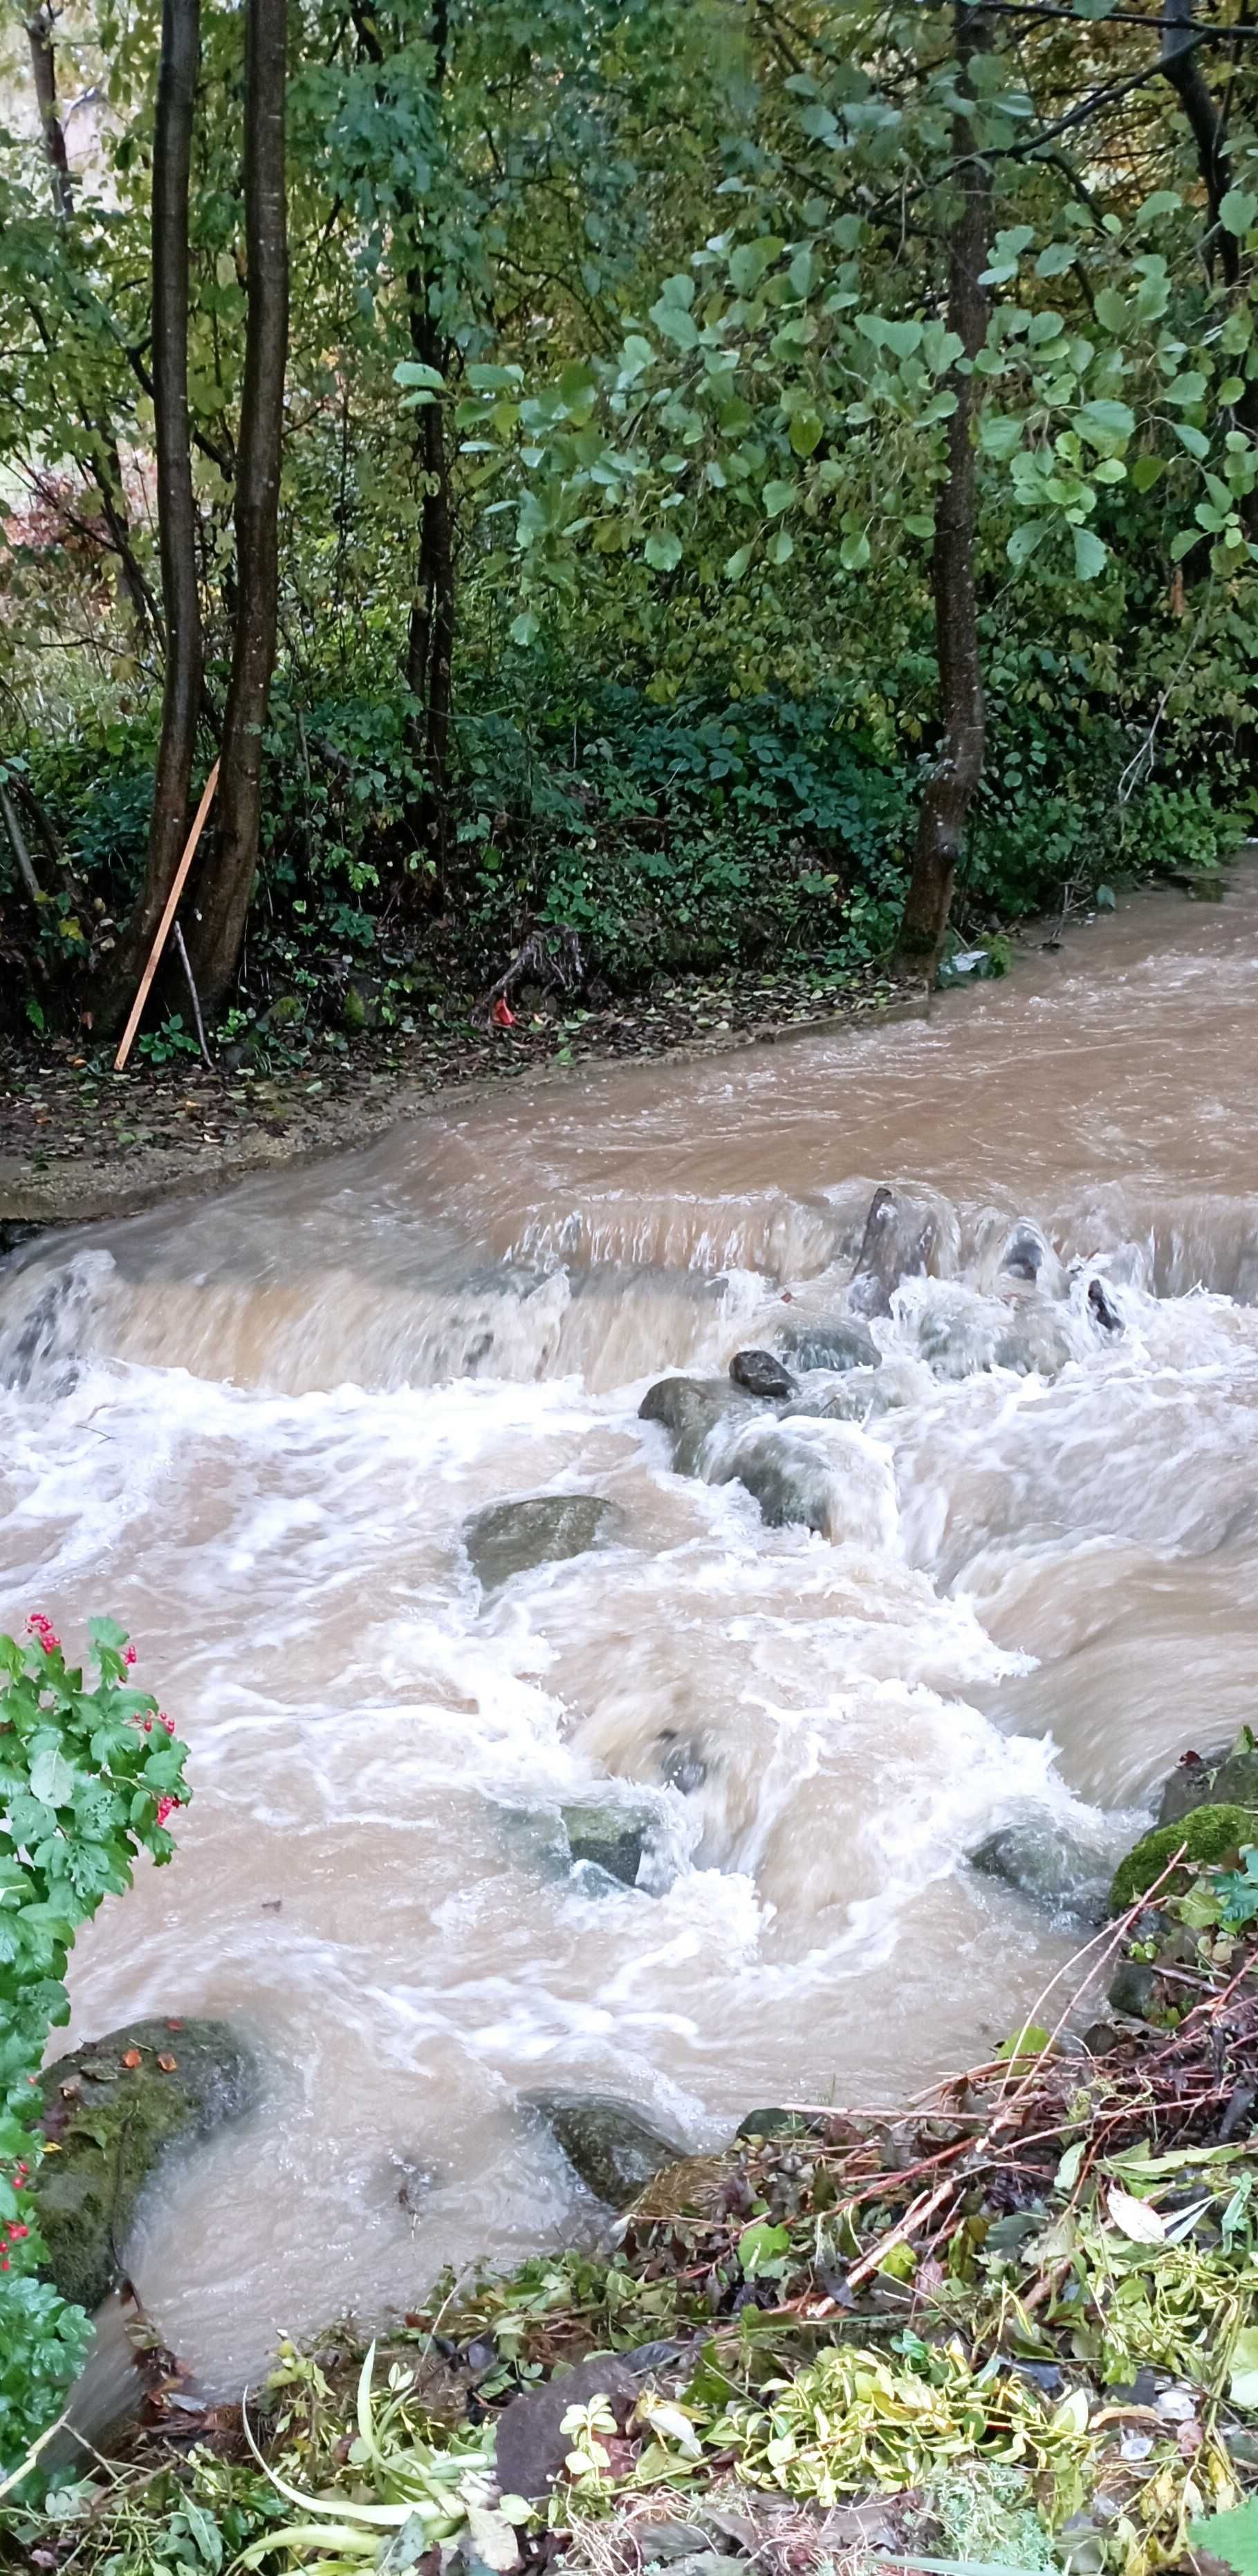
[524,2088,687,2207]
[1158,1733,1258,1827]
[35,2017,260,2313]
[969,1812,1114,1924]
[463,1494,624,1591]
[778,1317,880,1374]
[849,1184,938,1319]
[729,1348,797,1400]
[560,1802,651,1887]
[638,1375,754,1476]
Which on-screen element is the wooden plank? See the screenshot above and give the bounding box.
[113,759,220,1073]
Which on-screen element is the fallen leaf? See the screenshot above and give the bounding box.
[157,2055,178,2073]
[122,2048,143,2070]
[1107,2184,1167,2243]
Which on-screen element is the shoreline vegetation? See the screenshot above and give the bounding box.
[4,1731,1258,2576]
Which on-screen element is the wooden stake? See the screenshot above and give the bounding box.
[114,759,219,1073]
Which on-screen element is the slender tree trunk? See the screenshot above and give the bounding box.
[401,0,454,888]
[896,5,991,974]
[187,0,288,1012]
[1159,0,1258,531]
[403,320,455,880]
[95,0,201,1027]
[26,7,157,640]
[25,7,73,218]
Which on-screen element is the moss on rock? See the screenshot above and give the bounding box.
[1109,1804,1258,1916]
[34,2017,260,2312]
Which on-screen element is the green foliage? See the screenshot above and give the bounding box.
[0,1615,189,2484]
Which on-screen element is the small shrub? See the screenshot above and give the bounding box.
[0,1615,189,2484]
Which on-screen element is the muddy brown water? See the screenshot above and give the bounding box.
[4,873,1258,2396]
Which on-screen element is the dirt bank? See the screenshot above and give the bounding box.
[0,957,932,1239]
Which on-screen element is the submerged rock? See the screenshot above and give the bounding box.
[463,1494,624,1591]
[777,1317,880,1374]
[729,1348,797,1400]
[1109,1804,1258,1915]
[1001,1223,1049,1283]
[710,1418,841,1535]
[1158,1732,1258,1827]
[524,2089,687,2206]
[560,1801,652,1888]
[969,1813,1113,1924]
[1087,1277,1124,1335]
[35,2018,260,2312]
[849,1185,938,1319]
[654,1728,707,1794]
[638,1375,753,1476]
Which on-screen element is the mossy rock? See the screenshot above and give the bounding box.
[35,2017,260,2312]
[1158,1734,1258,1826]
[523,2090,686,2207]
[1109,1804,1258,1916]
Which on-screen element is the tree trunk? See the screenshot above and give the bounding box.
[25,7,73,218]
[187,0,288,1012]
[1159,0,1258,530]
[401,0,454,889]
[403,328,455,881]
[896,5,991,974]
[26,7,157,640]
[95,0,201,1028]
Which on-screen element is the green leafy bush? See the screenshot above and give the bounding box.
[0,1614,189,2485]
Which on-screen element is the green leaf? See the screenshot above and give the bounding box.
[1073,527,1108,580]
[839,529,871,571]
[762,479,796,517]
[1174,421,1210,460]
[729,236,783,295]
[1189,2500,1258,2575]
[723,544,752,580]
[1131,453,1165,490]
[28,1749,76,1810]
[649,297,698,350]
[1164,371,1208,407]
[394,360,445,392]
[1074,398,1135,448]
[644,530,683,571]
[767,528,795,566]
[1093,288,1128,334]
[788,411,824,458]
[980,414,1025,460]
[738,2219,791,2279]
[1006,518,1049,568]
[1220,190,1258,238]
[1035,242,1076,278]
[995,2021,1053,2059]
[508,611,539,647]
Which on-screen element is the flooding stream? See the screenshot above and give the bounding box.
[4,873,1258,2394]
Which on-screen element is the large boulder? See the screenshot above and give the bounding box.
[1109,1804,1258,1916]
[463,1495,625,1591]
[1158,1732,1258,1826]
[524,2090,687,2207]
[970,1813,1114,1924]
[35,2018,260,2312]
